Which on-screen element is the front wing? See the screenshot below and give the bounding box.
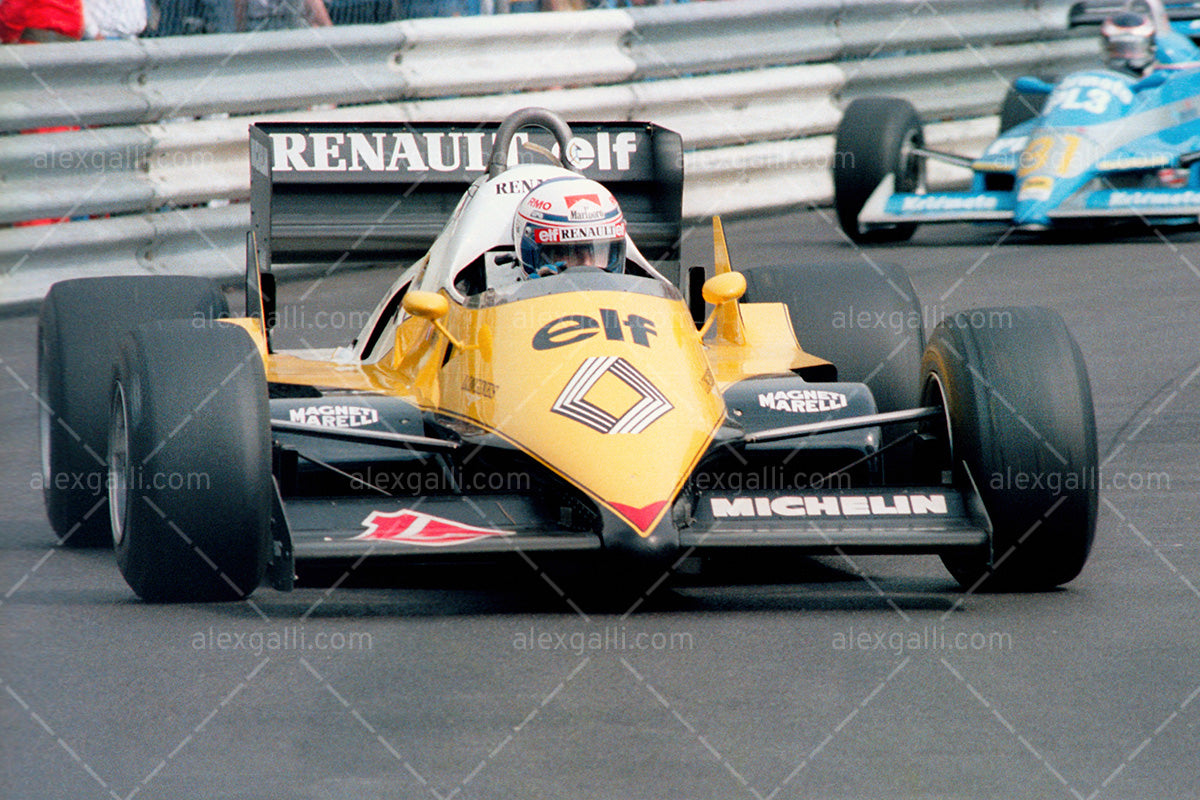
[262,390,993,588]
[266,484,991,589]
[858,175,1014,225]
[1049,187,1200,219]
[860,174,1200,229]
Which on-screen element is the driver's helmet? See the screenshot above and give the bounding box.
[1101,11,1156,74]
[513,176,627,278]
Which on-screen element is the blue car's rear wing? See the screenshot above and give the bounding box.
[247,120,684,274]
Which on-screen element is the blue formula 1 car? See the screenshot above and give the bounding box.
[833,0,1200,241]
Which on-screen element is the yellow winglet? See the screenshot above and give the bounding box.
[713,215,732,275]
[707,216,745,345]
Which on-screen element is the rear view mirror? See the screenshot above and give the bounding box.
[698,271,747,339]
[1131,71,1167,92]
[1013,76,1055,95]
[402,291,450,321]
[701,271,746,306]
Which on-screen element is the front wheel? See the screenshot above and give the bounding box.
[922,308,1097,591]
[833,97,925,243]
[110,320,271,602]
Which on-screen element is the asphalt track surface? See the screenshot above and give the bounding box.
[2,210,1198,800]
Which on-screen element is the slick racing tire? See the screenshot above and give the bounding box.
[921,307,1097,591]
[110,320,271,602]
[38,277,229,548]
[741,260,924,413]
[833,97,924,243]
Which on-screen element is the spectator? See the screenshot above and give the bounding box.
[149,0,236,35]
[83,0,146,37]
[1,0,84,227]
[0,0,84,42]
[397,0,480,16]
[236,0,331,29]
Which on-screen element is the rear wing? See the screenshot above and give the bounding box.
[247,121,684,274]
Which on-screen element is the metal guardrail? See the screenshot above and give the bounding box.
[0,13,638,133]
[1,0,1093,311]
[841,38,1099,117]
[624,0,1073,79]
[0,203,247,290]
[1,27,407,131]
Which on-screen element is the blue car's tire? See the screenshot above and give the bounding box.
[110,320,271,602]
[834,97,924,243]
[922,308,1097,591]
[37,277,228,548]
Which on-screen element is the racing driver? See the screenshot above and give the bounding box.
[513,176,627,278]
[1101,11,1157,75]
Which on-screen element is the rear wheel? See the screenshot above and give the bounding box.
[833,97,924,243]
[110,320,271,602]
[38,277,228,547]
[999,79,1051,132]
[742,260,925,482]
[741,260,924,413]
[921,307,1097,590]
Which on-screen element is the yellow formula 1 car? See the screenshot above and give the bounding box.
[38,108,1098,602]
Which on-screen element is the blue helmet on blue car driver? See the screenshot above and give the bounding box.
[513,176,626,278]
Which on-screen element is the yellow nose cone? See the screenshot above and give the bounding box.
[439,289,724,535]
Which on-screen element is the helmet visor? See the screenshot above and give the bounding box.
[1102,13,1155,69]
[1106,35,1153,62]
[526,234,626,275]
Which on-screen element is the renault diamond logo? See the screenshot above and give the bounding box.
[552,357,672,434]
